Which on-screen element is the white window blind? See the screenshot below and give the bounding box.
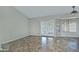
[62,19,76,32]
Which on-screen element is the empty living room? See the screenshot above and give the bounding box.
[0,6,79,52]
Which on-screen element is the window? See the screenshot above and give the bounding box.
[62,20,76,32]
[69,22,76,32]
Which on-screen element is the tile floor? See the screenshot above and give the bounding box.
[1,36,79,52]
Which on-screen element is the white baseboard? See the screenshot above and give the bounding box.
[2,35,29,45]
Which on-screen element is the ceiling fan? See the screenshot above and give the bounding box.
[58,6,79,19]
[71,6,78,13]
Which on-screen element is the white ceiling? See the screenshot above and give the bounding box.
[14,6,79,18]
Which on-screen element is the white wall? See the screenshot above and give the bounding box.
[0,7,29,48]
[29,19,41,36]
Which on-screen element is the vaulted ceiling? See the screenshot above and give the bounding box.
[14,6,79,18]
